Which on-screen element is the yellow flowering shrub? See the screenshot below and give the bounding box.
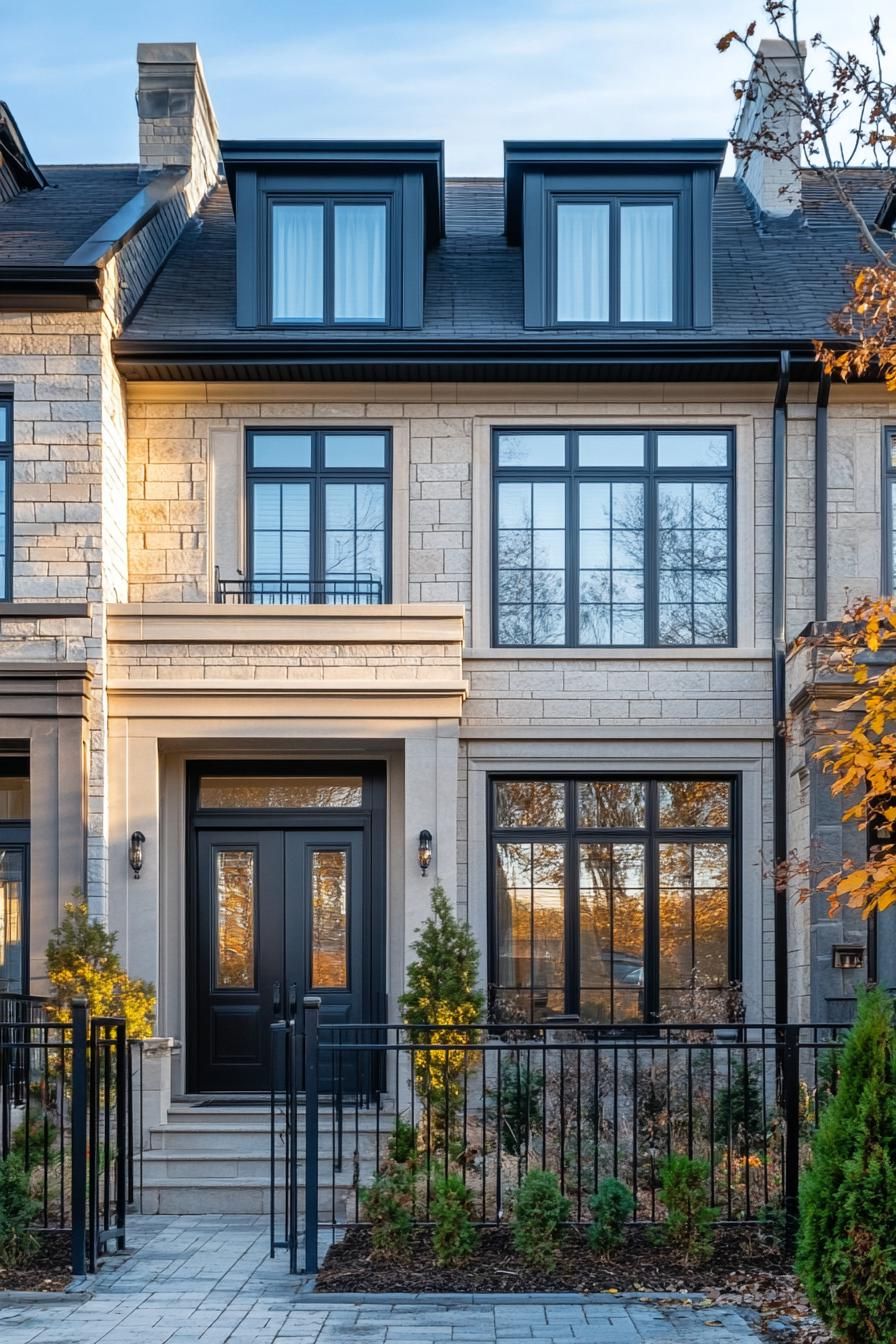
[45,898,156,1039]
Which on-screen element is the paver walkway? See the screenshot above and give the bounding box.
[0,1216,763,1343]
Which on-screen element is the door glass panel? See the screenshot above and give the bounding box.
[0,849,24,994]
[214,850,256,990]
[311,849,348,989]
[199,776,363,809]
[494,780,565,829]
[579,842,644,1023]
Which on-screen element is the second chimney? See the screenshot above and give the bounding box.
[733,38,805,218]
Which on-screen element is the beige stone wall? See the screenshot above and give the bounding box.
[826,391,896,615]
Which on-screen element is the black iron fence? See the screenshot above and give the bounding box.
[0,993,140,1275]
[215,568,383,605]
[271,999,846,1274]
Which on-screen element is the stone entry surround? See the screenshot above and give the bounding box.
[0,1215,762,1342]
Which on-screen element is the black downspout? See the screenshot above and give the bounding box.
[814,371,831,622]
[773,350,791,1026]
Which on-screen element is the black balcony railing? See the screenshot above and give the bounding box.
[214,568,383,606]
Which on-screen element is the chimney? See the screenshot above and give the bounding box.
[733,38,805,218]
[136,43,219,203]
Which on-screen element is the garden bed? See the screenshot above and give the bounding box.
[0,1230,72,1294]
[316,1225,830,1338]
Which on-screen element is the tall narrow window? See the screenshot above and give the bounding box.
[334,204,387,321]
[885,427,896,593]
[0,758,30,995]
[493,428,734,647]
[620,203,674,322]
[271,204,324,322]
[0,399,11,600]
[491,775,735,1023]
[236,428,390,606]
[555,203,610,323]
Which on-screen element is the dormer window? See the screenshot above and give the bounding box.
[504,141,725,332]
[271,199,388,324]
[221,141,444,331]
[554,198,675,325]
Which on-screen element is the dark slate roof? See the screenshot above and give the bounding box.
[120,168,895,348]
[0,164,140,263]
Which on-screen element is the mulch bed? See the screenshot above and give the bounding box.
[0,1230,73,1294]
[316,1226,831,1340]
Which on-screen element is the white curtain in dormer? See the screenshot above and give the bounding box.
[620,203,674,323]
[334,204,387,321]
[556,202,609,322]
[272,203,324,322]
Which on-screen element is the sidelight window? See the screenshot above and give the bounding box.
[490,775,736,1023]
[493,428,734,647]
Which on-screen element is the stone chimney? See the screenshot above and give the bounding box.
[136,43,219,202]
[733,38,805,218]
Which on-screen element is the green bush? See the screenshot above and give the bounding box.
[796,987,896,1343]
[658,1155,718,1264]
[431,1173,476,1267]
[10,1112,59,1169]
[386,1116,418,1166]
[511,1169,570,1271]
[399,886,484,1146]
[496,1056,543,1156]
[714,1059,765,1152]
[0,1153,39,1269]
[587,1178,635,1255]
[359,1162,416,1260]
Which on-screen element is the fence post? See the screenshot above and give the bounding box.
[782,1023,801,1251]
[70,998,88,1277]
[114,1023,127,1248]
[303,996,321,1275]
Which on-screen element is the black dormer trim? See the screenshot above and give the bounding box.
[504,141,726,333]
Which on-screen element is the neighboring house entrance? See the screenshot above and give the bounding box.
[187,763,385,1093]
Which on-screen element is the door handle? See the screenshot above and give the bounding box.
[288,983,298,1020]
[272,981,282,1018]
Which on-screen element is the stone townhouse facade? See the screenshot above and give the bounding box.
[0,41,894,1108]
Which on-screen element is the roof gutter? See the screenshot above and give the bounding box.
[773,349,791,1026]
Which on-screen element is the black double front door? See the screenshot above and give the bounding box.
[193,825,367,1093]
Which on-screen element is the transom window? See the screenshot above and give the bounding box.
[0,399,11,600]
[554,198,675,325]
[885,427,896,593]
[270,198,389,325]
[244,429,390,605]
[493,427,734,648]
[490,775,736,1023]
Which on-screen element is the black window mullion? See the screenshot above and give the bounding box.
[567,452,577,648]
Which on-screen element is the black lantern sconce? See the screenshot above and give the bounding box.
[129,831,146,880]
[418,829,432,876]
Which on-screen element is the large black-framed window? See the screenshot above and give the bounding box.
[552,194,678,326]
[268,194,392,327]
[884,426,896,593]
[0,398,11,601]
[492,427,735,648]
[246,428,390,605]
[489,774,738,1024]
[0,757,29,995]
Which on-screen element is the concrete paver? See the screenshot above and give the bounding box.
[0,1216,763,1342]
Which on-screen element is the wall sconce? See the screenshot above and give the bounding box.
[129,831,146,880]
[418,829,432,876]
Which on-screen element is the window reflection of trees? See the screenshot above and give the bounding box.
[199,777,363,809]
[215,850,255,990]
[311,850,348,989]
[492,777,732,1023]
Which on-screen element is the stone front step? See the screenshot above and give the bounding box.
[149,1121,384,1157]
[137,1176,353,1217]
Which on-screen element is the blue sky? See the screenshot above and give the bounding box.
[1,0,878,175]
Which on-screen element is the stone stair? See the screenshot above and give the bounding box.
[137,1100,394,1215]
